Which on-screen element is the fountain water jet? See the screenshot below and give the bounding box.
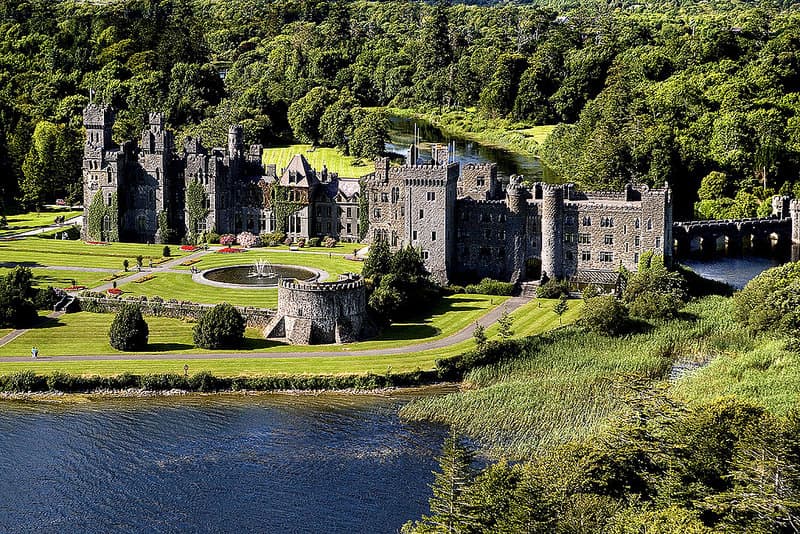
[249,259,277,279]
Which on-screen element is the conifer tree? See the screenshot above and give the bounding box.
[422,432,477,533]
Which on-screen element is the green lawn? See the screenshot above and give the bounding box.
[175,249,363,279]
[0,268,113,290]
[117,272,279,308]
[0,238,187,269]
[0,209,83,238]
[262,145,373,179]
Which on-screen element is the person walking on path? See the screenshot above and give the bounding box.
[31,346,38,359]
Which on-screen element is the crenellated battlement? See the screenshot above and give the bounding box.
[279,277,365,292]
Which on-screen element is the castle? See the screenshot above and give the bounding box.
[82,105,673,287]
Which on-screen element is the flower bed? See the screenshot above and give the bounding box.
[217,247,244,253]
[134,274,156,284]
[107,288,122,296]
[180,245,198,251]
[180,258,201,266]
[64,285,87,291]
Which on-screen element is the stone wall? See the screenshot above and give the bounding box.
[76,295,275,329]
[264,275,370,344]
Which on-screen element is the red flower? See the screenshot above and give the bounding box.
[180,245,197,251]
[217,247,243,253]
[107,288,122,295]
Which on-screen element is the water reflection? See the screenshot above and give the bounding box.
[0,393,446,534]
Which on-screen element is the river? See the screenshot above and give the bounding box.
[386,116,545,180]
[0,393,446,534]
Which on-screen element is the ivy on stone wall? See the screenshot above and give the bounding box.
[264,182,303,233]
[157,210,172,244]
[358,177,369,240]
[86,191,118,241]
[185,180,209,243]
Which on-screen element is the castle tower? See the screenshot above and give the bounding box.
[505,175,528,283]
[791,199,800,248]
[228,125,244,161]
[540,184,564,280]
[83,103,114,159]
[136,112,175,242]
[82,104,124,241]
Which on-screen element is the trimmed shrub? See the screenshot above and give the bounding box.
[193,303,245,349]
[162,245,171,257]
[536,278,571,298]
[464,278,515,296]
[307,237,322,247]
[322,236,337,248]
[284,236,294,246]
[261,231,286,246]
[205,231,221,244]
[109,303,149,351]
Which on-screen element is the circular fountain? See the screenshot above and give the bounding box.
[198,260,324,289]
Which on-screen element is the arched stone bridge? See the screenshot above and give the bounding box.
[672,217,792,257]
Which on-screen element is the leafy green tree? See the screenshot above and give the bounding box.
[348,109,388,160]
[0,266,37,328]
[108,304,149,351]
[581,295,629,336]
[733,262,800,335]
[623,259,686,320]
[421,433,477,533]
[472,322,486,347]
[697,171,729,201]
[362,238,392,282]
[497,308,514,339]
[20,121,81,209]
[193,303,245,350]
[553,295,569,325]
[287,87,337,145]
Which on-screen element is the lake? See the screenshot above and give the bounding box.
[0,393,446,534]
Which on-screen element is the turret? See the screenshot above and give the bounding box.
[540,183,564,280]
[83,104,114,157]
[506,175,527,216]
[228,125,244,160]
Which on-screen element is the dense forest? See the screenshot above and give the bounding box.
[1,0,800,219]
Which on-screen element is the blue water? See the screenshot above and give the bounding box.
[0,394,445,533]
[681,256,781,289]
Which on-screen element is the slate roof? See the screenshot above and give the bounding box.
[569,270,620,286]
[279,154,317,187]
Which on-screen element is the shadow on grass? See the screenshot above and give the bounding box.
[0,261,46,268]
[145,342,194,352]
[242,337,284,350]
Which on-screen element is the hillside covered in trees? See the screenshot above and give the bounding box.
[1,0,800,219]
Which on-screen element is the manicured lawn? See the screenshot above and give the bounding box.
[262,145,373,178]
[0,209,82,238]
[0,268,113,290]
[117,272,279,308]
[176,249,363,279]
[0,329,12,339]
[0,238,187,269]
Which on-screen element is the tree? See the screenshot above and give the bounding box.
[108,303,149,351]
[20,121,81,209]
[0,266,37,328]
[123,259,129,272]
[421,433,477,532]
[497,308,514,339]
[581,295,629,336]
[348,110,388,160]
[193,303,245,349]
[553,295,569,325]
[623,259,687,320]
[287,86,337,145]
[362,238,392,282]
[472,322,486,347]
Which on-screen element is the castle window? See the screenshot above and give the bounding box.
[499,229,505,240]
[401,206,405,217]
[623,224,627,235]
[373,208,381,218]
[655,237,661,249]
[635,218,641,229]
[634,252,640,263]
[347,207,352,218]
[565,215,575,226]
[599,251,614,262]
[625,243,629,252]
[381,192,389,203]
[582,216,592,226]
[392,232,398,247]
[391,187,400,203]
[476,176,485,187]
[498,247,505,258]
[431,231,437,241]
[581,250,591,261]
[578,233,590,244]
[564,233,576,244]
[604,235,614,245]
[412,230,418,241]
[600,217,614,228]
[499,213,506,222]
[421,250,429,260]
[419,209,424,219]
[635,236,640,247]
[565,251,573,261]
[427,191,436,201]
[260,212,266,230]
[197,219,207,232]
[647,218,653,230]
[270,212,276,231]
[107,193,113,206]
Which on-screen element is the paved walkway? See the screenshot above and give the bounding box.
[0,297,530,362]
[89,249,209,292]
[1,215,83,239]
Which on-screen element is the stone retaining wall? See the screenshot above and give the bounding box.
[76,295,274,328]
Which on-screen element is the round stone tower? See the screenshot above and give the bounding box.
[791,199,800,245]
[540,184,564,280]
[506,175,527,216]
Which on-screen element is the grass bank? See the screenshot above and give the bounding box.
[385,107,556,159]
[400,296,748,459]
[0,209,82,238]
[262,144,372,178]
[0,238,185,269]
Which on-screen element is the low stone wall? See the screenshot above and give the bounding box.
[75,295,275,329]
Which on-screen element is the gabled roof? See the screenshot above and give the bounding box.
[279,154,317,188]
[337,178,360,199]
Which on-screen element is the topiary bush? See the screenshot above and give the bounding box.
[162,245,171,257]
[536,278,571,299]
[193,303,245,349]
[109,303,149,351]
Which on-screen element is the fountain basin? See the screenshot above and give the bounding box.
[197,264,324,289]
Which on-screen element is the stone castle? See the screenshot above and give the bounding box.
[82,105,673,287]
